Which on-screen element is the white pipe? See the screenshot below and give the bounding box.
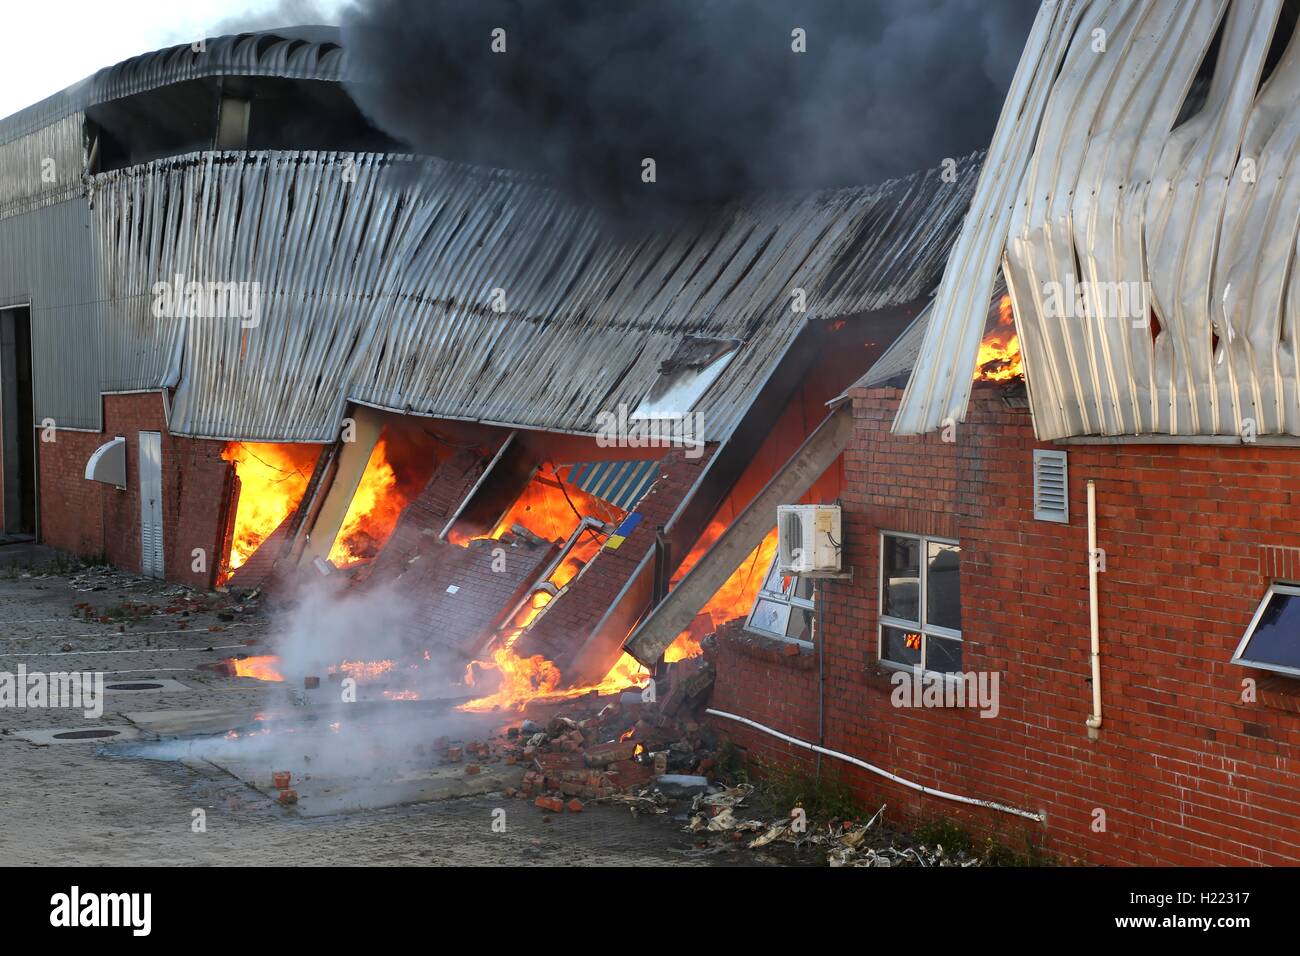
[1086,480,1102,733]
[705,707,1045,822]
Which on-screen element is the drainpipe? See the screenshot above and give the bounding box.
[1086,480,1102,739]
[815,578,824,781]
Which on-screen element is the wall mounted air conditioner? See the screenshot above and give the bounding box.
[777,504,841,575]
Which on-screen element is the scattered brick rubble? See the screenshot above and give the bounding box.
[430,657,720,812]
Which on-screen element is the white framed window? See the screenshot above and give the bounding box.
[1230,583,1300,678]
[878,531,962,673]
[745,553,815,646]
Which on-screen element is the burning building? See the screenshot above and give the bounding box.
[680,0,1300,867]
[0,27,979,706]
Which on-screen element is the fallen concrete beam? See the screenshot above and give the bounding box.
[623,403,853,665]
[297,407,385,568]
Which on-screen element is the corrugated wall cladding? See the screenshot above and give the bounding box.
[0,200,102,430]
[56,149,979,443]
[0,114,85,219]
[897,0,1300,440]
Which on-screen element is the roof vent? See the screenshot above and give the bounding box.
[1033,449,1068,523]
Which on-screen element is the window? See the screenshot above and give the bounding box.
[1231,583,1300,678]
[745,553,815,645]
[879,532,962,673]
[632,336,739,419]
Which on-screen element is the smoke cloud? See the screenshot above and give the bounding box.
[340,0,1038,215]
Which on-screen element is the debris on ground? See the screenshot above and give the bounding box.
[681,791,984,866]
[431,657,720,816]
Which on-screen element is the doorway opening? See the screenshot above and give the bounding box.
[0,306,36,538]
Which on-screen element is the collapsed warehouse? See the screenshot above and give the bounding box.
[0,28,980,705]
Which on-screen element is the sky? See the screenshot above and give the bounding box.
[0,0,350,120]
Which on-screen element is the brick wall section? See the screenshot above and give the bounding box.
[707,619,820,776]
[365,447,494,582]
[226,515,289,590]
[709,383,1300,866]
[37,393,228,587]
[166,432,233,588]
[514,447,715,676]
[395,537,556,667]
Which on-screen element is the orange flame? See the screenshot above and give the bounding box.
[460,467,627,652]
[328,438,414,567]
[459,647,647,712]
[220,442,320,575]
[231,655,285,682]
[664,526,780,660]
[227,656,399,685]
[974,296,1022,381]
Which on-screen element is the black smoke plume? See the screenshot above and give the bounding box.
[341,0,1038,215]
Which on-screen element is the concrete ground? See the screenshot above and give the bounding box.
[0,546,750,866]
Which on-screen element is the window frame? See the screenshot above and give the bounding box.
[1230,582,1300,679]
[877,530,962,674]
[744,552,815,648]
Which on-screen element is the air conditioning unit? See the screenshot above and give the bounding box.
[777,504,841,575]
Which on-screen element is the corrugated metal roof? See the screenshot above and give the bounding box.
[5,147,979,442]
[0,30,345,147]
[896,0,1300,440]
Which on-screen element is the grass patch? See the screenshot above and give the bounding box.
[756,760,862,822]
[910,815,1052,866]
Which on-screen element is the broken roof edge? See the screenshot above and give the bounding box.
[889,0,1080,436]
[0,27,347,146]
[833,273,1010,406]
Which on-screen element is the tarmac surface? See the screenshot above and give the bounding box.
[0,546,749,866]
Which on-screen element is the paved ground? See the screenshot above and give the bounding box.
[0,546,749,866]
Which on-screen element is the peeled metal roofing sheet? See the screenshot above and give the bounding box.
[894,0,1085,435]
[896,0,1300,440]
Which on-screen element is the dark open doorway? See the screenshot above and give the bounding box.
[1,306,36,537]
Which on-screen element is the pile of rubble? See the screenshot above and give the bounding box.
[435,657,720,814]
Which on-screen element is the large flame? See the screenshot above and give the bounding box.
[457,467,635,707]
[460,646,647,712]
[328,438,413,567]
[974,296,1022,381]
[221,442,321,577]
[462,467,626,649]
[662,525,780,661]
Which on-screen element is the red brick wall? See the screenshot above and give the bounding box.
[706,619,820,776]
[396,537,557,667]
[709,384,1300,866]
[38,393,229,587]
